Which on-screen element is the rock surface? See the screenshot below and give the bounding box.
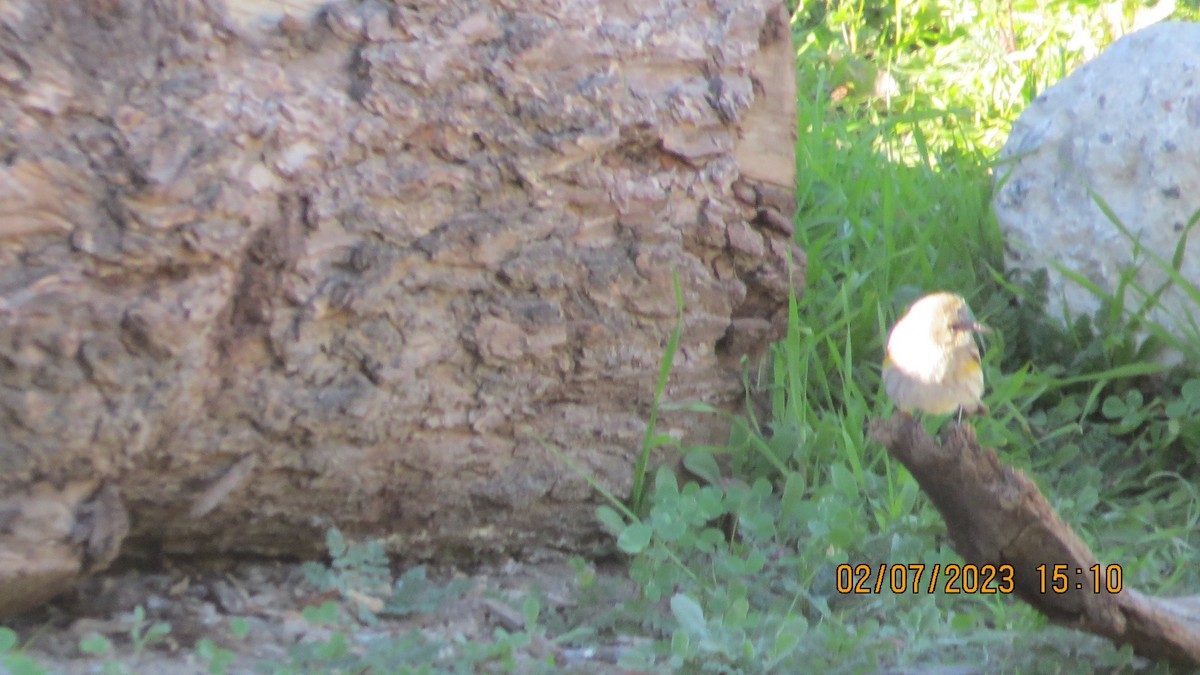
[0,0,801,613]
[995,21,1200,335]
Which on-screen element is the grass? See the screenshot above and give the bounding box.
[5,1,1200,673]
[597,0,1200,671]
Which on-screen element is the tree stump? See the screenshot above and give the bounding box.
[0,0,802,615]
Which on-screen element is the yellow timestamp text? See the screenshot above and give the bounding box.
[835,563,1015,595]
[1035,563,1123,594]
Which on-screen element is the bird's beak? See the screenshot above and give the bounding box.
[954,320,991,334]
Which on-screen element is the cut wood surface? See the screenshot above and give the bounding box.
[871,415,1200,666]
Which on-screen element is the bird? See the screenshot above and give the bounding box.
[882,292,990,418]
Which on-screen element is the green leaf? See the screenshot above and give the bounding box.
[750,478,773,499]
[735,639,752,663]
[522,595,540,631]
[3,654,48,675]
[694,486,726,520]
[229,617,249,639]
[771,616,807,662]
[1101,395,1125,419]
[0,627,17,652]
[595,505,626,535]
[781,472,807,526]
[1184,379,1200,403]
[324,528,347,558]
[617,522,653,554]
[1165,399,1189,418]
[314,632,349,660]
[1053,443,1081,465]
[742,548,767,574]
[696,527,725,551]
[301,600,340,625]
[682,450,722,485]
[830,463,857,498]
[646,433,676,450]
[1074,485,1099,514]
[194,638,215,659]
[650,506,686,542]
[1113,409,1147,435]
[950,612,976,631]
[79,634,112,656]
[724,595,750,624]
[670,593,708,639]
[653,466,679,497]
[671,629,691,658]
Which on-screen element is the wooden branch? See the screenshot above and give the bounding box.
[870,415,1200,665]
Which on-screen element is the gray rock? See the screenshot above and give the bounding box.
[995,21,1200,339]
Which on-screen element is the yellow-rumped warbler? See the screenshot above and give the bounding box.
[882,292,990,417]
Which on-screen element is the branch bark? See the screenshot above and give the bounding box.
[870,415,1200,666]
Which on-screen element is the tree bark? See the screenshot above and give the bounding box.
[871,416,1200,666]
[0,0,801,615]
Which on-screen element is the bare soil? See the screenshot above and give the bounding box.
[4,557,643,674]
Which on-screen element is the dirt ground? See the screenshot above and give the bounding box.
[3,556,645,674]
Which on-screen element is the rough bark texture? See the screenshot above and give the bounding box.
[0,0,801,614]
[872,416,1200,666]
